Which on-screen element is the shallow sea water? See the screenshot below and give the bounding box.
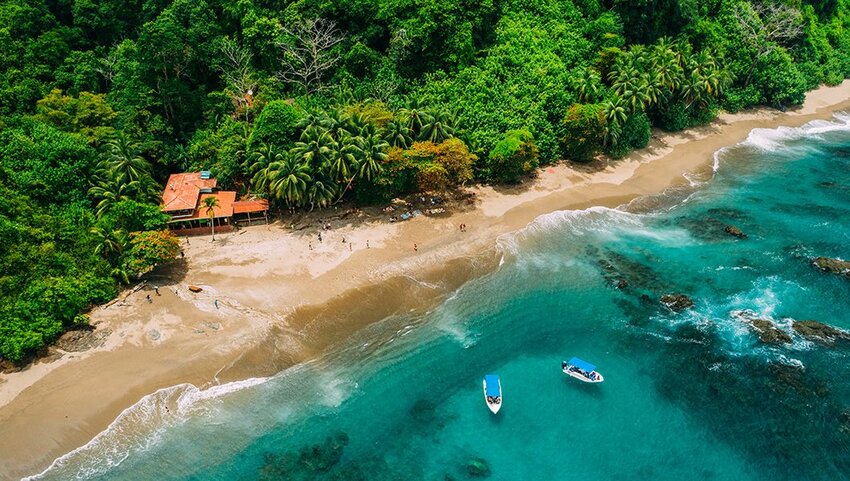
[30,115,850,481]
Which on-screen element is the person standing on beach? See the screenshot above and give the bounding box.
[309,241,313,250]
[414,243,418,251]
[154,286,160,296]
[349,243,352,251]
[214,299,219,309]
[318,232,323,243]
[367,240,370,249]
[146,294,152,303]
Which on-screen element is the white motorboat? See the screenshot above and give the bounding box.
[483,374,502,414]
[562,357,604,383]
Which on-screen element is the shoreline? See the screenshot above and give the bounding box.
[3,80,850,480]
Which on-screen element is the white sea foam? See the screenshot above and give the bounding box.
[26,377,270,481]
[739,112,850,151]
[497,206,644,256]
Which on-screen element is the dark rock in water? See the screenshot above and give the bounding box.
[840,409,850,435]
[724,225,747,239]
[748,318,792,344]
[768,363,829,397]
[660,294,694,311]
[705,207,747,220]
[258,432,350,480]
[596,250,666,293]
[466,457,491,477]
[792,320,850,346]
[812,257,850,279]
[56,327,111,352]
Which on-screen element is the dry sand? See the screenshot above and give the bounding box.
[2,80,850,480]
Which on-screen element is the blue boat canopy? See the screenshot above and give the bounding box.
[484,374,500,397]
[568,357,597,372]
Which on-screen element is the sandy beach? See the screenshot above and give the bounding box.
[2,80,850,480]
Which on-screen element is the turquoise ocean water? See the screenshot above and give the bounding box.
[29,115,850,480]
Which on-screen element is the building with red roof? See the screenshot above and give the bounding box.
[161,172,269,235]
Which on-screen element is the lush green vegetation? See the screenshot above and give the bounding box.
[3,0,850,362]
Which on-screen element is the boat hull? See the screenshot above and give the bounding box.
[563,368,604,383]
[483,379,502,414]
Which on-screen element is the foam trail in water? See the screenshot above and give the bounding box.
[26,377,270,481]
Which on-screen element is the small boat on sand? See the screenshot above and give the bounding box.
[562,358,604,383]
[483,374,502,414]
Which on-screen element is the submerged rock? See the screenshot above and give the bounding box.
[660,294,694,311]
[812,257,850,279]
[840,409,850,435]
[466,457,491,477]
[724,225,747,239]
[792,320,850,346]
[768,363,829,397]
[748,318,792,344]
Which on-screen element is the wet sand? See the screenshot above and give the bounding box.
[3,80,850,480]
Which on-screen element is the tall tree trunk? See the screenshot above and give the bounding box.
[210,216,215,241]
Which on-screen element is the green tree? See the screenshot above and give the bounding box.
[202,196,220,240]
[123,230,181,277]
[249,100,303,150]
[102,134,152,184]
[488,129,539,183]
[560,104,606,162]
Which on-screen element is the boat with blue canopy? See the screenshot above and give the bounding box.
[483,374,502,414]
[562,357,604,383]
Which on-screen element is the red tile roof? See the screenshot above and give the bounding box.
[232,199,270,214]
[162,173,217,212]
[197,192,235,218]
[168,191,236,222]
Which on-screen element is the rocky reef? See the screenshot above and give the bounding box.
[792,320,850,346]
[748,318,792,344]
[724,225,747,239]
[812,257,850,279]
[660,294,694,312]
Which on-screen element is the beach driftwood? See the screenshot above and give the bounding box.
[188,285,203,293]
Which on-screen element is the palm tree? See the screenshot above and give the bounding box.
[400,101,433,138]
[651,37,684,92]
[602,97,628,146]
[356,133,389,181]
[263,155,311,207]
[577,70,602,103]
[293,125,337,170]
[110,265,131,285]
[88,176,140,217]
[246,143,283,180]
[419,110,455,143]
[384,118,412,148]
[307,177,337,210]
[91,226,128,260]
[103,134,152,184]
[202,196,221,241]
[332,132,389,204]
[328,132,361,183]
